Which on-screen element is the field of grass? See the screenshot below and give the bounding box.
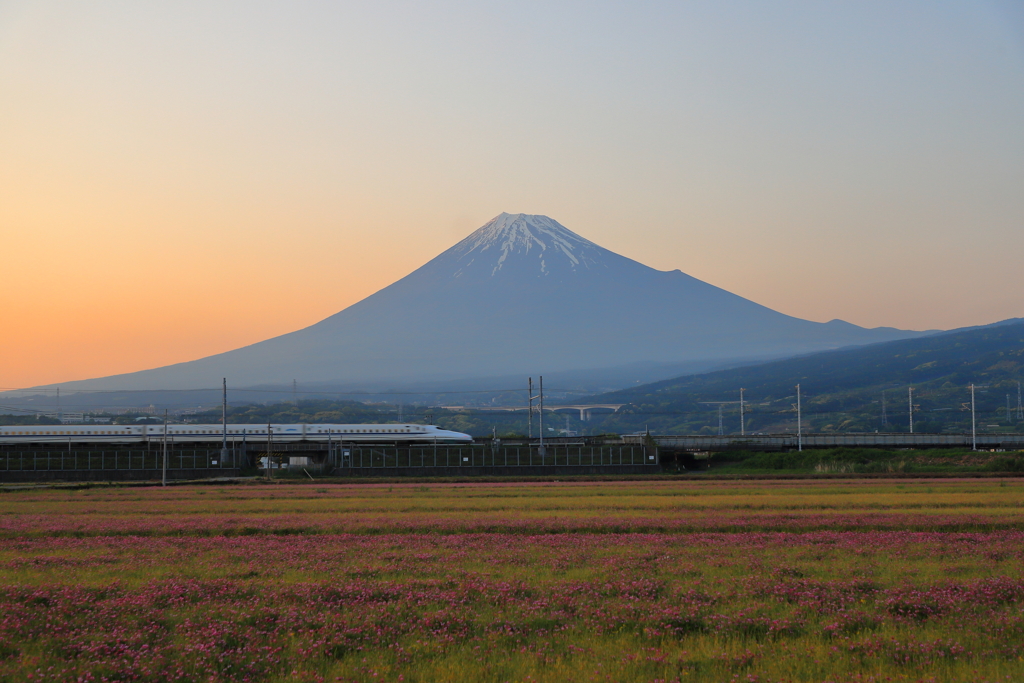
[1,479,1023,682]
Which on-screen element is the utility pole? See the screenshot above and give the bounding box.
[796,384,802,452]
[970,384,977,451]
[267,421,273,480]
[221,378,228,467]
[528,377,534,440]
[908,387,914,434]
[162,409,168,487]
[739,388,745,436]
[538,376,545,457]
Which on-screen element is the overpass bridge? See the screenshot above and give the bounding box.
[645,433,1024,452]
[441,404,625,421]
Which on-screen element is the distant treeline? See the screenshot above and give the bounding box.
[0,415,62,426]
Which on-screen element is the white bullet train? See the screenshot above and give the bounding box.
[0,423,472,445]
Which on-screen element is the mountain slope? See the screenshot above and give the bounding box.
[30,213,930,391]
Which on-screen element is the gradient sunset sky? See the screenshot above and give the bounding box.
[2,1,1023,389]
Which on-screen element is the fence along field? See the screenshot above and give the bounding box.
[1,479,1023,681]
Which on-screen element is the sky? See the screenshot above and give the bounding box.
[1,0,1023,389]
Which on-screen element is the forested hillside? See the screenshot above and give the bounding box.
[586,320,1024,435]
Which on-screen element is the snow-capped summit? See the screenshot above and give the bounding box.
[448,213,603,277]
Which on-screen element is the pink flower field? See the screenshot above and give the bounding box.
[0,479,1022,682]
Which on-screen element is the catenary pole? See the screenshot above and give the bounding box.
[538,376,545,457]
[162,410,168,487]
[908,387,914,434]
[739,388,745,436]
[267,421,273,480]
[221,378,228,466]
[796,384,802,452]
[528,377,533,440]
[970,384,977,451]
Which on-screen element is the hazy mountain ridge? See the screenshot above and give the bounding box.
[583,319,1024,435]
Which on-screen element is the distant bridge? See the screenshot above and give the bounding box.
[441,404,625,421]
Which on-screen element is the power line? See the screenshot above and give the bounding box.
[5,401,1019,420]
[0,386,591,396]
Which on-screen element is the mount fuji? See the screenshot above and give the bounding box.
[37,213,930,392]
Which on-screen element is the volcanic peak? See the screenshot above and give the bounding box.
[450,213,602,277]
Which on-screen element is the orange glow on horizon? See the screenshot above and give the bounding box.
[2,3,1021,389]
